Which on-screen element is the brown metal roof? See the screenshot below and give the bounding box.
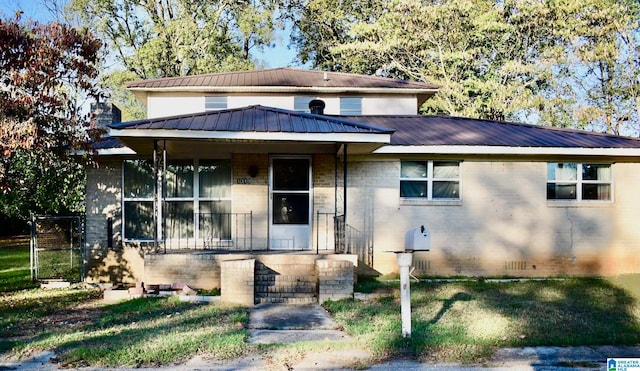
[125,68,438,90]
[109,105,395,134]
[91,136,126,149]
[104,107,640,149]
[341,115,640,148]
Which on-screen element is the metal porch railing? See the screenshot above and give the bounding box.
[316,212,372,266]
[162,211,252,251]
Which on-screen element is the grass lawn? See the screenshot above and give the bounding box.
[0,236,38,292]
[327,277,640,362]
[0,240,254,368]
[1,237,640,367]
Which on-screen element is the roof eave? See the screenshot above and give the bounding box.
[374,145,640,156]
[109,128,392,144]
[70,146,137,156]
[126,86,439,95]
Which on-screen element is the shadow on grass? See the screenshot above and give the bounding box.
[325,278,640,363]
[0,289,102,339]
[4,296,252,368]
[428,292,472,325]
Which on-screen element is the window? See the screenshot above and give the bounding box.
[122,159,232,241]
[205,96,227,110]
[400,160,460,200]
[164,161,195,240]
[198,160,232,240]
[340,97,362,115]
[123,160,155,240]
[547,163,612,201]
[294,96,314,112]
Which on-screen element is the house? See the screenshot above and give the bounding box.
[86,68,640,304]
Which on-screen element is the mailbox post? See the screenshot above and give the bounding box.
[397,251,413,337]
[396,225,431,338]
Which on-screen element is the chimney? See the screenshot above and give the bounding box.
[309,99,326,115]
[91,102,121,136]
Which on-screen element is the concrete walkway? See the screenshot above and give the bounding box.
[247,303,352,344]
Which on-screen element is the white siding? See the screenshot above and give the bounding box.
[145,92,419,118]
[227,95,293,110]
[363,95,417,115]
[147,93,204,118]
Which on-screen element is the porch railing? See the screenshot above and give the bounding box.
[162,212,252,251]
[315,212,337,252]
[317,212,372,266]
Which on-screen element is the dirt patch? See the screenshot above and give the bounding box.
[4,299,104,340]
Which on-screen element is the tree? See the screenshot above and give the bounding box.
[0,14,102,220]
[67,0,284,120]
[540,0,640,135]
[291,0,640,133]
[287,0,385,72]
[291,0,555,121]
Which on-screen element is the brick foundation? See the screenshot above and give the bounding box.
[317,259,355,303]
[142,252,356,305]
[220,259,255,306]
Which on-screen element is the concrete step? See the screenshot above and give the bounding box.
[256,297,317,305]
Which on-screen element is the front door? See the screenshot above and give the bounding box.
[269,156,312,250]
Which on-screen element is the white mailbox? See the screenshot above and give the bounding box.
[404,225,431,251]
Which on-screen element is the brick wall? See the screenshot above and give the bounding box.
[317,259,354,303]
[85,159,148,284]
[142,252,356,305]
[221,259,255,306]
[85,151,640,282]
[232,153,269,249]
[313,154,338,252]
[347,158,640,277]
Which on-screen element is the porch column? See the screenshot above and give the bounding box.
[153,140,167,253]
[334,143,349,253]
[343,143,348,228]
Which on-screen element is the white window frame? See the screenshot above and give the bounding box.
[399,160,461,201]
[205,96,227,110]
[122,159,155,242]
[122,158,233,242]
[546,162,613,202]
[196,159,233,242]
[340,97,362,115]
[164,160,196,241]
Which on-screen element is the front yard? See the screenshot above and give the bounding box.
[1,239,639,368]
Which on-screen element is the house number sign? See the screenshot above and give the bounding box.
[236,178,251,184]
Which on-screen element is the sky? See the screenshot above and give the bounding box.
[0,0,299,68]
[0,0,54,21]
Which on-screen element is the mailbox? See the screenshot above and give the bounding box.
[404,225,431,251]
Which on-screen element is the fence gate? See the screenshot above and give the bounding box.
[30,216,85,282]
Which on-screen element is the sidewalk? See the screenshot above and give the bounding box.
[4,345,638,370]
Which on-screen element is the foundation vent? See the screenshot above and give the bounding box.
[504,261,527,271]
[414,259,431,272]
